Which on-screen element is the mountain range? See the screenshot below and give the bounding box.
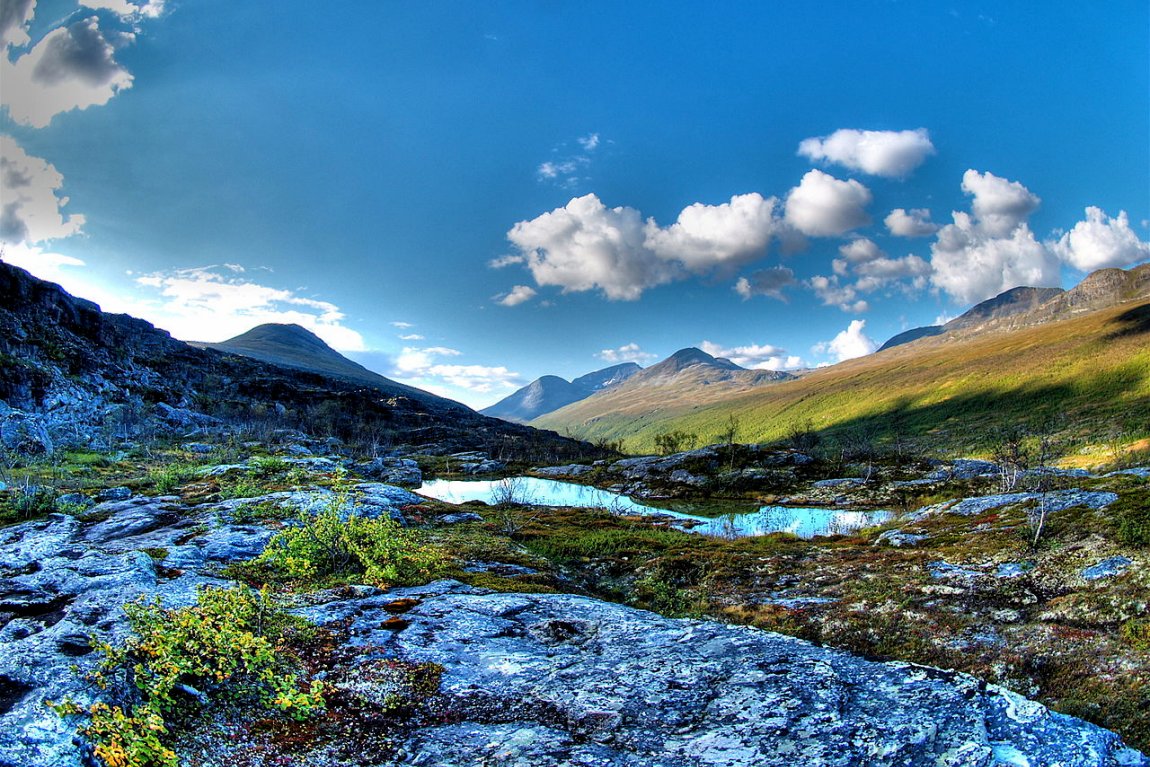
[480,363,642,423]
[879,265,1150,351]
[484,347,794,425]
[534,264,1150,452]
[0,261,596,462]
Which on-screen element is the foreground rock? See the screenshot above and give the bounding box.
[299,581,1146,767]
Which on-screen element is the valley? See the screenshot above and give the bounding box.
[0,262,1147,766]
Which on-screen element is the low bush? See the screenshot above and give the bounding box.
[254,493,447,587]
[1111,489,1150,547]
[50,585,323,767]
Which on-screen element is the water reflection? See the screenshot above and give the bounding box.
[416,477,892,540]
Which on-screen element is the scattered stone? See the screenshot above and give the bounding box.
[874,529,928,547]
[182,442,215,454]
[153,402,220,430]
[1082,556,1133,581]
[927,459,998,481]
[534,464,595,478]
[94,486,132,502]
[913,489,1118,520]
[0,412,53,456]
[53,493,92,512]
[357,456,422,486]
[438,511,484,525]
[929,561,985,580]
[463,562,540,577]
[813,478,865,488]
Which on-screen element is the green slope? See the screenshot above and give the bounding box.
[534,300,1150,455]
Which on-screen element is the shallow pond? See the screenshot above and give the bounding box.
[416,477,893,540]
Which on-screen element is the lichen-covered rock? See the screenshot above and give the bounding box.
[358,456,423,486]
[296,582,1146,767]
[912,489,1118,520]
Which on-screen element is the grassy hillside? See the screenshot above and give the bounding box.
[534,300,1150,457]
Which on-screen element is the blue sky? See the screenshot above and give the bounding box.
[3,1,1148,408]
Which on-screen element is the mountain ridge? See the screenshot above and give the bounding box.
[194,323,450,408]
[879,265,1150,351]
[481,362,642,423]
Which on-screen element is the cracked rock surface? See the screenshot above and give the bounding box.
[299,581,1146,767]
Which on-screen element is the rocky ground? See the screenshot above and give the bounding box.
[0,435,1147,766]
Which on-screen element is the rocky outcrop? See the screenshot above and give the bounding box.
[298,581,1146,767]
[0,261,601,462]
[0,480,426,767]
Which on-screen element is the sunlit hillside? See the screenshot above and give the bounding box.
[534,300,1150,458]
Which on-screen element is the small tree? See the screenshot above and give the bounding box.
[989,424,1030,493]
[654,430,697,456]
[719,414,740,471]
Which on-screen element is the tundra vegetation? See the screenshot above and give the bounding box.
[2,416,1148,764]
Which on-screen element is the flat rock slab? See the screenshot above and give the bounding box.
[299,581,1146,767]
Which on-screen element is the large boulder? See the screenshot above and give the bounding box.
[298,582,1147,767]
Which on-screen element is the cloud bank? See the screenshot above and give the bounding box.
[506,192,789,300]
[929,170,1058,305]
[0,136,86,244]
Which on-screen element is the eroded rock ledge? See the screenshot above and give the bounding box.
[299,581,1146,767]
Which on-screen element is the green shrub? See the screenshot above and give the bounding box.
[1112,489,1150,547]
[255,495,447,587]
[51,585,323,767]
[248,455,289,478]
[148,463,199,495]
[0,484,57,524]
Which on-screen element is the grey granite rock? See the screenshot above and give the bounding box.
[295,582,1145,767]
[1082,556,1133,581]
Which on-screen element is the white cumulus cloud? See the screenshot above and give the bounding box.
[784,170,872,237]
[1050,207,1150,272]
[814,319,877,362]
[961,169,1041,238]
[929,171,1058,305]
[494,284,537,307]
[507,194,676,301]
[0,135,86,244]
[808,275,868,313]
[507,192,795,301]
[798,128,935,178]
[597,343,658,365]
[1,16,135,127]
[885,207,939,237]
[645,193,783,274]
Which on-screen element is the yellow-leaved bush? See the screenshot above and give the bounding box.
[50,586,323,767]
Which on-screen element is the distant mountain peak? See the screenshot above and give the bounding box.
[199,323,460,408]
[481,362,644,423]
[652,347,744,374]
